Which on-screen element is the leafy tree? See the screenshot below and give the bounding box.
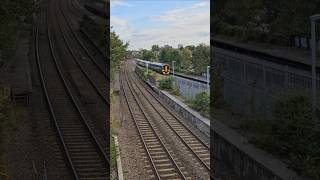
[151,45,160,51]
[185,45,195,51]
[213,0,320,45]
[191,44,210,75]
[0,0,36,60]
[110,30,128,79]
[179,47,192,71]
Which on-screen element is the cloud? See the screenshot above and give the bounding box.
[110,0,132,7]
[111,0,210,50]
[110,16,132,42]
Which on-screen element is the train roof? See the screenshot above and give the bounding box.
[135,59,169,66]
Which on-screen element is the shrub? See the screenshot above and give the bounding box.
[252,91,320,178]
[159,77,174,90]
[189,92,210,117]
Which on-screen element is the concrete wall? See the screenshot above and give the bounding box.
[174,76,208,99]
[211,120,308,180]
[137,71,210,138]
[137,69,308,180]
[157,90,210,137]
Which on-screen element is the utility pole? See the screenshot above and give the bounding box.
[172,61,176,77]
[207,66,210,95]
[146,61,149,75]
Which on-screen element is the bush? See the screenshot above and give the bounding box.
[159,77,174,90]
[189,92,210,117]
[252,91,320,178]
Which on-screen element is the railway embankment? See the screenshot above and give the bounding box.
[135,68,210,138]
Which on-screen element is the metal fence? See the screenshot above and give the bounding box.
[214,48,320,118]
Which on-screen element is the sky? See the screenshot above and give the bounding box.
[110,0,210,50]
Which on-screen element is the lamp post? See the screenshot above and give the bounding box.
[207,66,210,95]
[146,61,149,74]
[172,61,176,77]
[310,14,320,117]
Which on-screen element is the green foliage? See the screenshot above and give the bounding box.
[110,136,117,170]
[179,48,192,72]
[110,30,128,80]
[191,44,210,75]
[137,44,209,75]
[188,92,210,117]
[159,77,174,91]
[213,0,320,45]
[159,47,181,65]
[151,45,160,52]
[249,91,320,178]
[138,49,155,61]
[0,0,37,60]
[170,81,180,96]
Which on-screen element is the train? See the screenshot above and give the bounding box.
[135,59,170,75]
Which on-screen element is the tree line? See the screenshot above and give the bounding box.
[0,0,37,65]
[133,44,210,76]
[213,0,320,45]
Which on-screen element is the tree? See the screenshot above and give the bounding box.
[139,49,155,60]
[151,45,160,51]
[179,48,192,71]
[110,30,128,79]
[192,44,210,75]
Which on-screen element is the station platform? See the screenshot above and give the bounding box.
[213,35,320,68]
[173,72,208,83]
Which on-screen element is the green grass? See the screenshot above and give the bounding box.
[110,136,117,170]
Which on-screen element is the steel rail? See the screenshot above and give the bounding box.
[120,73,161,180]
[122,67,187,179]
[58,0,108,79]
[35,9,79,180]
[54,1,109,105]
[134,66,210,150]
[63,0,106,59]
[127,64,211,172]
[48,0,110,166]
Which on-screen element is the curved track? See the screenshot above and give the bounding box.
[122,61,211,179]
[35,0,109,179]
[121,67,188,179]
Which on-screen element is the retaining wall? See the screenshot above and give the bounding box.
[211,119,309,180]
[136,71,210,138]
[136,68,307,180]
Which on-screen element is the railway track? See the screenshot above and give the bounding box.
[128,63,211,171]
[63,0,107,66]
[121,67,188,179]
[122,61,211,179]
[53,0,109,105]
[35,0,109,179]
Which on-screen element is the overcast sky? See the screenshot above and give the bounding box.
[111,0,210,50]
